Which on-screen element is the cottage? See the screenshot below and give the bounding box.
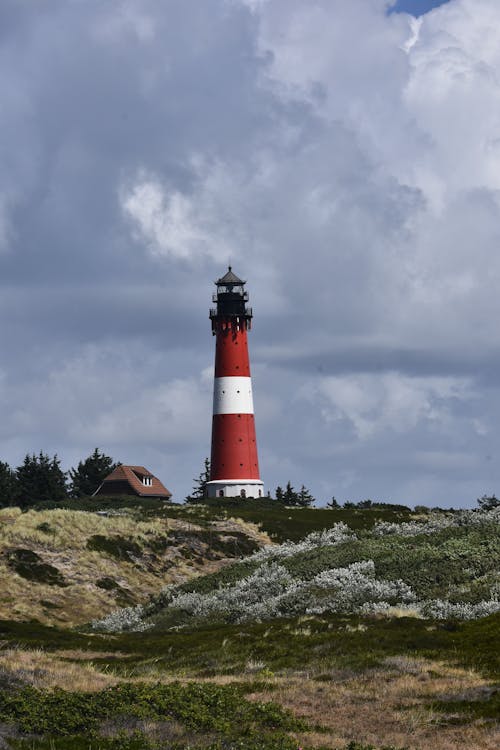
[93,465,172,500]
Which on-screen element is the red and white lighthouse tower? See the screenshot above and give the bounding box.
[207,267,264,499]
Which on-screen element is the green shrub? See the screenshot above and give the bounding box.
[430,689,499,724]
[5,549,67,586]
[87,535,141,560]
[0,681,303,738]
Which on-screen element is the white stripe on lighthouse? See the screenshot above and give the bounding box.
[213,376,254,415]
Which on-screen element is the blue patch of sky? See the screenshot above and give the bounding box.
[389,0,452,17]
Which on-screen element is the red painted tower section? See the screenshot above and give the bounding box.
[207,268,264,499]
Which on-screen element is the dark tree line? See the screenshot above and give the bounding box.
[0,448,118,509]
[273,481,315,507]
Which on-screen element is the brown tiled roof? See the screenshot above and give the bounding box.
[96,465,172,498]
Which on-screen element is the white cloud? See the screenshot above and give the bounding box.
[121,160,250,263]
[122,178,211,261]
[306,372,475,440]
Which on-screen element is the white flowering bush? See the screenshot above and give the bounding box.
[251,523,355,562]
[91,603,151,633]
[155,560,417,624]
[305,561,416,615]
[373,506,500,537]
[91,506,500,632]
[419,598,500,620]
[169,562,295,623]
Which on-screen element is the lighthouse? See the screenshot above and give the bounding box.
[207,267,264,499]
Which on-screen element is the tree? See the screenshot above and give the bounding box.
[185,458,211,503]
[357,499,373,509]
[68,448,119,498]
[283,480,296,505]
[297,485,315,507]
[0,462,18,508]
[298,485,316,508]
[327,496,340,509]
[477,494,500,510]
[16,452,68,508]
[274,481,315,506]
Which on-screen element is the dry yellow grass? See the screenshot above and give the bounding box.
[247,658,499,750]
[0,647,118,691]
[0,507,172,549]
[0,508,271,626]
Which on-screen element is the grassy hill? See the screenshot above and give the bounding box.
[0,504,269,626]
[0,499,498,750]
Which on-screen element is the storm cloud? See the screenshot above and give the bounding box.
[0,0,498,507]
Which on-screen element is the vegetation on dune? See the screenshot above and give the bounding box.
[0,681,302,734]
[1,611,499,680]
[171,499,416,542]
[0,681,304,750]
[0,614,498,749]
[91,508,500,633]
[0,497,498,749]
[6,548,68,587]
[0,506,269,625]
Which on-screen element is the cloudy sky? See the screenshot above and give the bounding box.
[1,0,499,507]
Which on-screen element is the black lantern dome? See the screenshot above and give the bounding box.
[210,266,252,333]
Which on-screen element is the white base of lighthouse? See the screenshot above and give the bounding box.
[206,479,264,499]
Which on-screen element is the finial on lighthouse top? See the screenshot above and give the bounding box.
[216,266,246,286]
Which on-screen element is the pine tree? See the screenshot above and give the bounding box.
[68,448,119,498]
[186,458,211,503]
[477,494,500,510]
[327,496,340,509]
[274,481,315,506]
[297,484,315,507]
[283,480,296,505]
[0,461,18,508]
[16,452,68,508]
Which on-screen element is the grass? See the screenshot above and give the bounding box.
[0,507,268,626]
[0,503,497,750]
[1,625,497,749]
[1,613,498,679]
[6,548,68,586]
[430,689,499,724]
[169,501,417,543]
[31,496,418,542]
